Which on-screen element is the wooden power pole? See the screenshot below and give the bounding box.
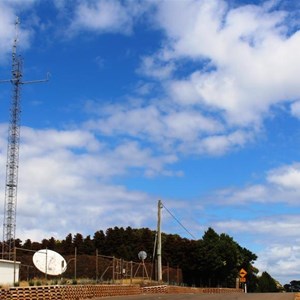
[157,200,163,282]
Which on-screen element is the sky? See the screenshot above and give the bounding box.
[0,0,300,285]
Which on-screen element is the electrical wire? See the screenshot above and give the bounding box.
[161,202,197,240]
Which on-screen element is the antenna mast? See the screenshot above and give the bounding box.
[1,18,49,259]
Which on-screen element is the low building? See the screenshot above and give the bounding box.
[0,259,20,286]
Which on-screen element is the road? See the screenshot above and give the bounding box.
[99,293,296,300]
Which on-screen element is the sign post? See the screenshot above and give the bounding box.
[239,268,247,293]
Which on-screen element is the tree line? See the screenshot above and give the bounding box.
[10,226,280,292]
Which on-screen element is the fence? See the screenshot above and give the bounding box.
[16,250,182,285]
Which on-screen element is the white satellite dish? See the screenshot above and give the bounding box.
[33,249,67,276]
[138,251,147,261]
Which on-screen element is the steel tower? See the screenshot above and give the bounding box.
[1,18,48,259]
[1,18,23,259]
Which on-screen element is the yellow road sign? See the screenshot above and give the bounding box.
[240,277,246,282]
[239,268,247,278]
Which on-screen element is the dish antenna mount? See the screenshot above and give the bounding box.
[33,249,67,276]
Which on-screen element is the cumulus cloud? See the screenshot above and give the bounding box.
[0,2,32,62]
[83,100,247,156]
[0,125,164,241]
[215,216,300,239]
[210,162,300,205]
[214,216,300,283]
[290,101,300,118]
[137,55,175,80]
[200,161,300,283]
[199,130,251,155]
[69,0,148,35]
[146,0,300,127]
[267,163,300,189]
[256,244,300,283]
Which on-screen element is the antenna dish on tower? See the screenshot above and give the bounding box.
[33,249,67,276]
[138,251,147,261]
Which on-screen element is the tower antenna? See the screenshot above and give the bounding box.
[0,17,49,259]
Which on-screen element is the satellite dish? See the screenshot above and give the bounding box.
[33,249,67,276]
[138,251,147,261]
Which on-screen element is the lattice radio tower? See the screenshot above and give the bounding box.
[0,18,48,259]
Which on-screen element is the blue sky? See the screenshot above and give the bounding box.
[0,0,300,284]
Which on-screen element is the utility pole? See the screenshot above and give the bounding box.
[1,18,49,259]
[157,200,163,282]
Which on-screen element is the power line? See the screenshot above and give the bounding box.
[161,202,197,240]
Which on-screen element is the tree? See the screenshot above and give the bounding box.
[93,230,105,252]
[83,235,95,255]
[179,228,258,288]
[31,242,42,251]
[256,271,278,292]
[73,233,84,254]
[61,233,73,254]
[23,239,32,250]
[284,280,300,292]
[15,238,22,248]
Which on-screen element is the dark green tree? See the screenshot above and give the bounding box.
[256,271,278,292]
[73,233,84,254]
[61,233,73,254]
[93,230,105,252]
[15,238,22,248]
[284,280,300,292]
[23,239,32,250]
[83,235,95,255]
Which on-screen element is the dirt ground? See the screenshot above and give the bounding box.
[99,293,296,300]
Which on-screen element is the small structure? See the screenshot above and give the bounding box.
[134,251,149,280]
[0,259,20,286]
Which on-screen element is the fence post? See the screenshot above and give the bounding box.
[112,256,115,283]
[74,247,77,281]
[96,249,98,282]
[130,261,133,284]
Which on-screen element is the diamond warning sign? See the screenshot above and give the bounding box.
[239,268,247,278]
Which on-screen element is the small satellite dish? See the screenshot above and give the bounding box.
[138,251,147,261]
[33,249,67,276]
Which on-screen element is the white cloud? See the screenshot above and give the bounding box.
[267,163,300,190]
[215,216,300,239]
[134,82,155,96]
[137,55,175,80]
[256,244,300,284]
[69,0,147,35]
[21,127,102,154]
[202,161,300,283]
[199,130,251,155]
[0,1,34,63]
[210,162,300,205]
[0,125,165,241]
[215,184,269,204]
[83,101,242,156]
[0,4,20,62]
[214,216,300,284]
[147,0,300,127]
[290,101,300,118]
[164,111,222,138]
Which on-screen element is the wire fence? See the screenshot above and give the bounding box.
[14,248,182,285]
